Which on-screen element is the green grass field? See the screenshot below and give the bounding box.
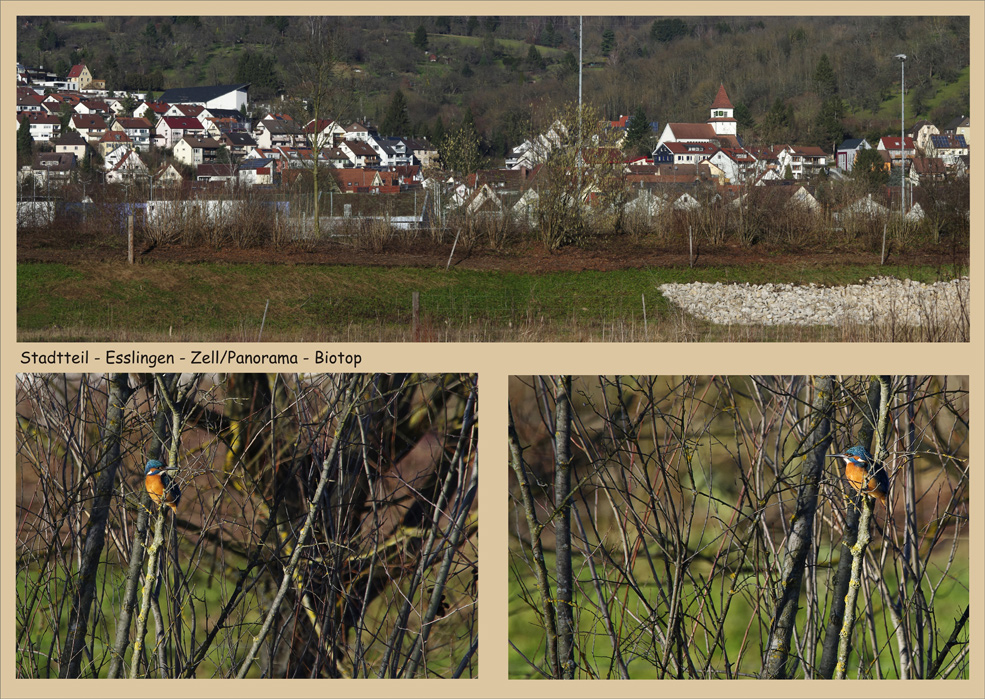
[16,553,263,678]
[17,261,965,342]
[508,541,969,679]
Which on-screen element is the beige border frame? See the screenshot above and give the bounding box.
[3,2,982,697]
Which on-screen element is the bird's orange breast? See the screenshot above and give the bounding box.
[845,462,887,504]
[145,474,166,502]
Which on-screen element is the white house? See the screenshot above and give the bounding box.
[111,117,153,151]
[19,112,61,142]
[157,116,208,149]
[105,149,148,183]
[173,136,223,167]
[157,84,250,112]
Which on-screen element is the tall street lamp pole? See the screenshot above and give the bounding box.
[895,53,907,218]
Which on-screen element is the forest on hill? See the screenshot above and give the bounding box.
[18,15,969,158]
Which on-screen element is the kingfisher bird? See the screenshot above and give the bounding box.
[144,459,181,513]
[829,445,889,506]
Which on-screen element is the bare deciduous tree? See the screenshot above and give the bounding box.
[509,375,968,680]
[17,373,478,679]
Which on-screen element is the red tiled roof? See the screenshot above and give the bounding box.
[20,112,61,124]
[72,114,107,129]
[100,131,132,143]
[176,104,205,117]
[710,84,733,110]
[115,117,152,129]
[67,64,87,78]
[162,116,206,130]
[666,123,717,140]
[879,136,915,150]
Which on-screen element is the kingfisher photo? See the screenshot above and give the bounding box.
[507,375,968,679]
[15,372,478,679]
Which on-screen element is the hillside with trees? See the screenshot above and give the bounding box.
[18,15,970,160]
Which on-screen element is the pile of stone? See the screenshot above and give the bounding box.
[658,276,969,327]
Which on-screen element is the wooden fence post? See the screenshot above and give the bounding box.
[128,214,134,264]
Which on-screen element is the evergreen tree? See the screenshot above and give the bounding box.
[17,116,34,161]
[541,21,559,48]
[381,89,410,136]
[466,17,479,36]
[852,147,889,189]
[734,103,755,129]
[526,44,545,71]
[601,29,616,57]
[813,53,838,100]
[432,116,445,146]
[120,94,139,118]
[236,52,279,100]
[650,18,689,43]
[622,104,654,157]
[434,17,451,34]
[814,96,845,147]
[762,98,794,144]
[559,51,578,79]
[413,25,429,51]
[58,102,74,131]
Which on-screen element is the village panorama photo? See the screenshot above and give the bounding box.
[15,14,970,342]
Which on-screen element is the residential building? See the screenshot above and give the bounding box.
[927,134,969,165]
[52,130,88,159]
[255,119,305,149]
[32,152,76,183]
[17,91,45,114]
[220,131,258,160]
[105,148,149,183]
[98,130,134,158]
[774,145,828,180]
[173,136,223,167]
[111,117,153,151]
[943,115,970,144]
[835,138,871,171]
[332,168,384,193]
[66,64,93,91]
[876,136,916,166]
[196,163,237,183]
[653,141,719,166]
[19,112,61,142]
[908,156,946,186]
[707,147,758,183]
[70,113,108,141]
[338,139,380,168]
[238,158,275,186]
[157,116,208,149]
[908,120,940,154]
[157,84,250,111]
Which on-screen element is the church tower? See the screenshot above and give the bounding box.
[708,84,737,137]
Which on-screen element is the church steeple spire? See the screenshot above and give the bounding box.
[708,84,736,136]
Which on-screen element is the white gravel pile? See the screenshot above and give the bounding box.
[658,276,969,327]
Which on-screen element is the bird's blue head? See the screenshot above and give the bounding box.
[145,459,167,476]
[831,445,873,464]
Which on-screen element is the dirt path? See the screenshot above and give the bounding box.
[17,231,963,274]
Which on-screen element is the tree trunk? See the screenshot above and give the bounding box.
[817,376,883,677]
[761,375,834,679]
[59,373,134,678]
[553,375,575,679]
